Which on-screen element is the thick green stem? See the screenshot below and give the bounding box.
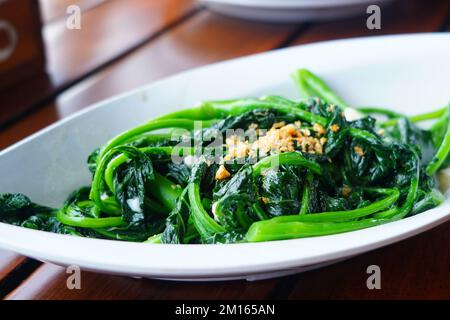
[272,188,399,223]
[357,106,403,118]
[291,72,316,101]
[97,119,209,164]
[292,69,349,109]
[90,148,123,214]
[261,95,306,109]
[252,202,269,220]
[103,146,193,192]
[92,145,191,214]
[426,106,450,176]
[147,173,183,210]
[156,103,228,121]
[201,98,327,126]
[252,152,321,176]
[57,210,124,229]
[144,197,170,215]
[348,128,381,145]
[144,233,162,244]
[381,107,447,127]
[188,182,225,238]
[299,172,313,215]
[246,217,388,242]
[376,153,420,219]
[104,147,173,192]
[122,132,174,146]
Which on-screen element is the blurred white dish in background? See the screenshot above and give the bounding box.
[200,0,395,23]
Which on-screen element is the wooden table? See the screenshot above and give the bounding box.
[1,0,450,300]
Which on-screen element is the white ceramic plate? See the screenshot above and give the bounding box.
[1,34,450,281]
[200,0,395,23]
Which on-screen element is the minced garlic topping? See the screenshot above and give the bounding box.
[220,121,327,169]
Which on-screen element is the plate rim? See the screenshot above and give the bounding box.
[1,33,449,279]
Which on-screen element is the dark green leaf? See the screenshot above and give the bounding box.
[113,146,155,228]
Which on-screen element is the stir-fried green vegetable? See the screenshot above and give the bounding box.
[1,69,449,244]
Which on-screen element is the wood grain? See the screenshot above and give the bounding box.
[0,0,45,88]
[291,0,450,45]
[0,0,197,127]
[44,0,197,86]
[54,11,299,117]
[0,251,25,282]
[39,0,107,23]
[0,11,299,149]
[288,221,450,299]
[0,104,59,149]
[5,263,279,300]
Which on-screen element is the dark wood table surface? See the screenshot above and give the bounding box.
[1,0,450,300]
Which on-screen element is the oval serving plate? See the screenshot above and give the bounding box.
[0,33,449,281]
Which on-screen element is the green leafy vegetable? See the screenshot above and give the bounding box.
[1,68,448,244]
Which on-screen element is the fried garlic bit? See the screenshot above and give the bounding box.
[215,165,231,181]
[341,185,352,197]
[217,121,329,179]
[354,146,365,157]
[313,123,326,136]
[330,124,340,133]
